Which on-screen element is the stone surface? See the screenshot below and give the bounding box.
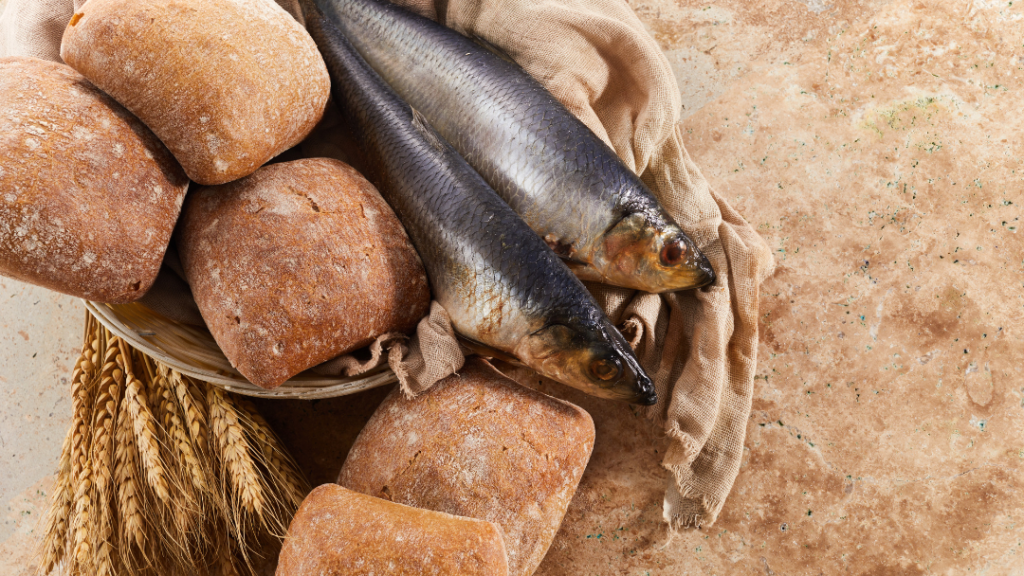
[2,0,1023,574]
[0,279,80,546]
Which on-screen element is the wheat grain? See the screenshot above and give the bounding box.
[91,338,121,497]
[90,331,126,576]
[40,426,74,575]
[125,372,170,503]
[70,457,95,573]
[169,368,208,451]
[207,387,264,520]
[115,387,146,556]
[152,364,207,494]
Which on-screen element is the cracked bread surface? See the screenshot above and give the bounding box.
[278,484,509,576]
[60,0,330,185]
[339,358,596,576]
[177,158,429,389]
[0,56,188,303]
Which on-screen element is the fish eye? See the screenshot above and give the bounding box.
[590,357,622,381]
[660,236,688,266]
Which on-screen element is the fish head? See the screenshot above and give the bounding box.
[515,320,657,405]
[589,213,716,293]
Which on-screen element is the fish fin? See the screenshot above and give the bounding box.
[409,107,447,153]
[468,34,518,66]
[457,335,522,365]
[564,260,609,284]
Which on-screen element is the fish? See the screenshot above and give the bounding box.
[311,0,716,294]
[301,2,657,405]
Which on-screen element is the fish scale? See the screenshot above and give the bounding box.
[301,2,656,404]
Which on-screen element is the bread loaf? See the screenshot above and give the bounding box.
[0,56,188,303]
[277,484,509,576]
[338,358,596,576]
[60,0,330,185]
[177,158,430,389]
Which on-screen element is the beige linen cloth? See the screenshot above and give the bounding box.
[0,0,774,528]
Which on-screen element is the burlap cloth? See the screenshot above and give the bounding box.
[1,0,774,529]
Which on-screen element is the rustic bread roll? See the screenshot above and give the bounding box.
[278,484,509,576]
[0,56,188,303]
[60,0,330,185]
[338,358,596,576]
[177,158,430,389]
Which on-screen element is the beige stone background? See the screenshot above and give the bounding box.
[2,0,1023,574]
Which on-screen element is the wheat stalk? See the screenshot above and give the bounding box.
[42,311,310,576]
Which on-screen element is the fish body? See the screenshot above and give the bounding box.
[313,0,716,293]
[302,3,657,405]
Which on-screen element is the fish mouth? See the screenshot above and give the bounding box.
[693,244,716,288]
[633,391,658,406]
[515,322,656,404]
[619,340,657,405]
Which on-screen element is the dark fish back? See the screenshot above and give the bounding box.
[315,0,668,252]
[303,4,598,332]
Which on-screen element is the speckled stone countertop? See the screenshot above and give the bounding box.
[2,0,1022,574]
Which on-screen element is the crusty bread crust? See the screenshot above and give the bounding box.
[177,158,430,389]
[278,484,509,576]
[60,0,330,185]
[0,56,188,303]
[339,358,596,576]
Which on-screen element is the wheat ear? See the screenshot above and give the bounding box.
[115,383,147,562]
[124,368,170,503]
[137,352,208,574]
[152,362,207,495]
[39,426,74,575]
[89,330,128,576]
[67,317,104,575]
[236,398,309,512]
[207,387,264,520]
[168,369,208,451]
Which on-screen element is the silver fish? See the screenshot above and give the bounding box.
[303,3,657,404]
[314,0,716,294]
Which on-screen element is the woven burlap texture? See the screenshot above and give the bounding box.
[0,0,775,528]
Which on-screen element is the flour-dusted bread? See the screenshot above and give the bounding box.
[277,484,509,576]
[60,0,330,185]
[177,158,430,389]
[338,358,596,576]
[0,57,188,303]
